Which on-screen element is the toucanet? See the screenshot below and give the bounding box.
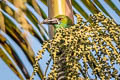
[41,15,72,34]
[41,15,72,55]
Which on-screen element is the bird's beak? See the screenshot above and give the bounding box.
[40,18,59,24]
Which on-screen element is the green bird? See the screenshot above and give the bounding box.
[41,15,73,55]
[41,15,73,34]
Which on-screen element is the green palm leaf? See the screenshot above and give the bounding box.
[105,0,120,16]
[0,45,24,80]
[93,0,112,18]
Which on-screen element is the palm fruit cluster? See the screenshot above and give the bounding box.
[31,12,120,80]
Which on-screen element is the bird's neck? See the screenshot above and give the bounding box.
[54,23,70,29]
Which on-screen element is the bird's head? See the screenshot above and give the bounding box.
[41,15,72,28]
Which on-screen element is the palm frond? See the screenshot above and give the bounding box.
[0,0,120,80]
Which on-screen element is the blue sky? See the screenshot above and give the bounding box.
[0,0,120,80]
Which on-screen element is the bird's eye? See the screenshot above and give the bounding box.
[58,18,63,21]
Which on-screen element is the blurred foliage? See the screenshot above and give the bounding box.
[0,0,120,80]
[32,12,120,80]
